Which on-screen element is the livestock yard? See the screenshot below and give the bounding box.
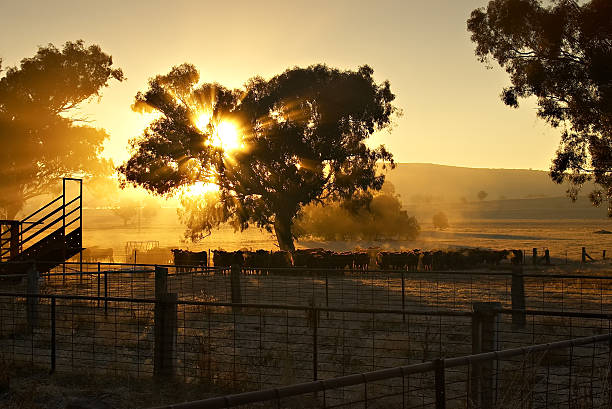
[2,178,612,408]
[2,249,612,408]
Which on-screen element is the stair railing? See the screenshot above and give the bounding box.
[0,178,82,261]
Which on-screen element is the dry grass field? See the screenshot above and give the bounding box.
[3,210,612,408]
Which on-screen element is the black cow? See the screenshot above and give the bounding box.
[172,249,207,272]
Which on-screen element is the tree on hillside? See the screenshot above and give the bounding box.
[477,190,488,201]
[432,211,449,230]
[0,41,123,219]
[119,64,398,250]
[468,0,612,213]
[111,198,138,227]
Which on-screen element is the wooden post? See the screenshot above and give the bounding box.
[532,248,537,265]
[544,249,550,265]
[312,307,319,381]
[79,250,83,284]
[471,302,501,408]
[582,247,594,262]
[154,292,177,379]
[401,271,406,323]
[154,265,176,379]
[604,250,606,260]
[104,269,108,316]
[9,221,19,258]
[155,265,168,297]
[434,358,446,409]
[230,264,242,310]
[511,265,526,328]
[96,262,101,307]
[26,262,39,331]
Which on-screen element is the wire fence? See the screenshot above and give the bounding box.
[1,290,611,394]
[148,333,612,409]
[2,262,612,407]
[8,261,612,315]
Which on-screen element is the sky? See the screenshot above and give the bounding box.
[0,0,562,171]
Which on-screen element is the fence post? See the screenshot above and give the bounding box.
[154,266,176,379]
[50,297,56,374]
[155,265,168,297]
[511,265,526,328]
[603,250,606,260]
[97,262,101,307]
[104,269,108,316]
[154,292,177,379]
[230,264,242,309]
[532,248,537,265]
[544,249,550,265]
[312,306,319,381]
[471,302,501,409]
[26,262,39,331]
[434,358,446,409]
[325,271,329,316]
[9,221,19,259]
[401,271,406,323]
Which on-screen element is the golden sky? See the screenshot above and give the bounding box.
[1,0,561,170]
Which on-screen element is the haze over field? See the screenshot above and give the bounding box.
[76,163,612,262]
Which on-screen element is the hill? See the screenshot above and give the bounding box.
[384,163,588,203]
[384,163,607,220]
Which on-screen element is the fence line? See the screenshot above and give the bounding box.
[1,288,611,391]
[148,333,612,409]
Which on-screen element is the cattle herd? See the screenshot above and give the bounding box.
[171,248,524,272]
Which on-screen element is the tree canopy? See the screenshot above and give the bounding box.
[0,40,123,218]
[294,183,420,242]
[120,63,398,250]
[468,0,612,212]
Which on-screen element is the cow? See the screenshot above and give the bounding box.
[212,250,245,269]
[81,246,114,263]
[172,249,207,272]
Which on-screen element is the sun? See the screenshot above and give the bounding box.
[184,181,219,198]
[195,112,212,132]
[212,121,243,152]
[195,112,244,154]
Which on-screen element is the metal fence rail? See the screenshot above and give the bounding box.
[0,292,474,389]
[148,333,612,409]
[23,262,612,316]
[1,288,611,395]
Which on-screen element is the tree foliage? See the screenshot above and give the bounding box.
[120,64,398,250]
[0,40,123,218]
[432,211,449,230]
[468,0,612,212]
[477,190,488,201]
[294,186,420,241]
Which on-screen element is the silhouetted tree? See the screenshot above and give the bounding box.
[0,41,123,219]
[120,64,397,250]
[468,0,612,213]
[111,198,138,227]
[294,189,420,241]
[432,211,449,230]
[477,190,488,201]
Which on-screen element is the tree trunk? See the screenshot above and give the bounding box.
[274,215,295,252]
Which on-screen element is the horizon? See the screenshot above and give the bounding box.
[1,0,561,171]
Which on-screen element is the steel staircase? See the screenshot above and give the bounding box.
[0,178,83,274]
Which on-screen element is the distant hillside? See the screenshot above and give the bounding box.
[384,163,594,203]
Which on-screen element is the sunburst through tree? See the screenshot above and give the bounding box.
[119,63,398,250]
